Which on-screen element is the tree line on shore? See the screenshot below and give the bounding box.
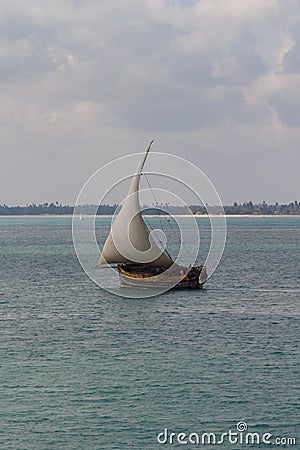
[0,200,299,215]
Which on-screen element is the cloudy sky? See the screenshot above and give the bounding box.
[1,0,299,205]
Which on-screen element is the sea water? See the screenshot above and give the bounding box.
[0,216,299,449]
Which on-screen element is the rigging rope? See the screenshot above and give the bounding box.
[142,173,173,260]
[142,172,195,260]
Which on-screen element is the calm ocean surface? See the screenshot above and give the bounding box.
[0,216,299,449]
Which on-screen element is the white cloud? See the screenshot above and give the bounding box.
[0,0,299,204]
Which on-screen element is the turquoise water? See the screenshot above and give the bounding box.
[0,217,299,449]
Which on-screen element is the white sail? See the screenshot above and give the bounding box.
[98,141,174,267]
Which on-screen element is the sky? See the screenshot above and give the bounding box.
[1,0,300,205]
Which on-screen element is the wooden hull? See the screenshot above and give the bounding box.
[118,264,207,290]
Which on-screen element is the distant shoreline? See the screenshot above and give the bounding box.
[1,201,299,216]
[1,214,300,218]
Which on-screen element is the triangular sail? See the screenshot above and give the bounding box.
[98,141,174,267]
